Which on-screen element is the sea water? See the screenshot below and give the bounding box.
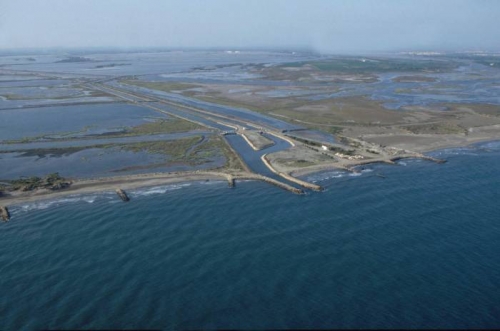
[1,142,499,329]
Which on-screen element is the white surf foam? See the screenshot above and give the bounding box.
[306,170,351,182]
[14,194,109,213]
[131,183,192,197]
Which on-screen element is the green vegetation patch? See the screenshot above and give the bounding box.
[3,119,203,144]
[118,135,244,170]
[280,57,458,74]
[2,173,71,192]
[0,89,112,101]
[128,118,203,135]
[120,136,202,159]
[12,146,90,158]
[198,135,245,171]
[402,123,466,135]
[198,136,245,170]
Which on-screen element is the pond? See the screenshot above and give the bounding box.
[0,103,170,141]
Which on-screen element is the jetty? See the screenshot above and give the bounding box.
[390,154,447,164]
[420,156,447,164]
[278,172,323,192]
[1,206,10,221]
[201,171,304,194]
[261,154,323,191]
[115,189,130,202]
[227,175,235,188]
[240,174,304,195]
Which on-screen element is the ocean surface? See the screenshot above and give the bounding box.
[1,142,500,330]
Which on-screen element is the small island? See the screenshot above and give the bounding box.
[56,56,95,63]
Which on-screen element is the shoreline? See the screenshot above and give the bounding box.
[0,170,304,207]
[1,171,228,207]
[290,136,500,177]
[1,137,499,208]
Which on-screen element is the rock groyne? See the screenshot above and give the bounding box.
[238,174,304,195]
[115,189,130,202]
[1,206,10,221]
[260,154,323,191]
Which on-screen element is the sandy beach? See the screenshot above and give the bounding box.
[3,131,500,208]
[0,171,229,207]
[0,169,306,207]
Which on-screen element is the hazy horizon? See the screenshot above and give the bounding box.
[1,0,500,54]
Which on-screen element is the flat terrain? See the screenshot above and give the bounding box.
[2,51,500,202]
[124,79,500,159]
[241,130,275,150]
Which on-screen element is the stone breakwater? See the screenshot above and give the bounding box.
[1,206,10,221]
[203,171,304,195]
[237,174,304,195]
[115,189,130,202]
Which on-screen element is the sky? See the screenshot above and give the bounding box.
[0,0,499,53]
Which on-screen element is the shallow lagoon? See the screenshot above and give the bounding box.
[0,132,211,151]
[1,51,315,76]
[0,144,225,179]
[0,98,225,180]
[0,148,164,179]
[287,63,500,108]
[0,86,88,100]
[0,103,169,141]
[0,79,72,88]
